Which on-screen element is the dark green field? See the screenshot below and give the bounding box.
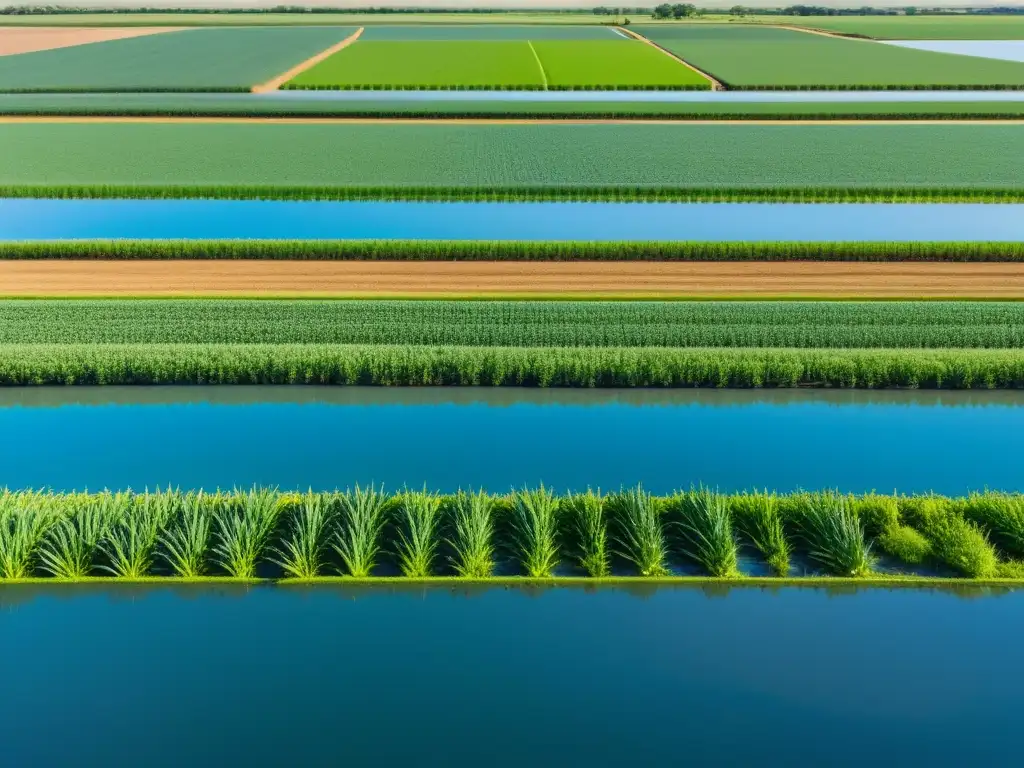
[2,122,1021,198]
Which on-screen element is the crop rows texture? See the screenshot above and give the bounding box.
[0,345,1021,388]
[634,25,1024,90]
[3,124,1020,193]
[356,25,622,41]
[772,16,1024,40]
[5,240,1023,262]
[0,27,357,93]
[286,40,709,90]
[5,300,1024,350]
[5,93,1024,119]
[0,488,1018,581]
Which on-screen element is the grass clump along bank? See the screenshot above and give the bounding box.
[0,345,1022,389]
[3,488,1024,583]
[5,300,1024,350]
[4,241,1024,263]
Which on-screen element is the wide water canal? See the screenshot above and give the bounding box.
[3,200,1024,241]
[0,584,1019,767]
[1,387,1020,494]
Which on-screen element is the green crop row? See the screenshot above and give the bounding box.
[282,83,708,91]
[4,185,1023,203]
[6,300,1024,349]
[1,487,1019,581]
[3,240,1022,262]
[1,345,1022,388]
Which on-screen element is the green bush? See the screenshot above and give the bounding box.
[901,497,998,578]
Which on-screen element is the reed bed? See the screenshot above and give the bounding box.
[7,300,1024,351]
[900,497,998,578]
[3,185,1022,204]
[5,240,1023,262]
[0,488,1023,581]
[1,344,1022,389]
[962,493,1024,559]
[789,493,874,577]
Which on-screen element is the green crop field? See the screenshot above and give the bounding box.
[286,38,706,90]
[286,41,544,89]
[534,40,710,89]
[3,300,1022,350]
[1,123,1021,199]
[3,92,1024,120]
[0,27,357,93]
[357,24,620,40]
[773,15,1024,41]
[634,24,1024,89]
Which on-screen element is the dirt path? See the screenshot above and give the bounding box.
[615,26,724,91]
[251,27,364,94]
[770,24,871,41]
[3,261,1024,298]
[0,26,182,57]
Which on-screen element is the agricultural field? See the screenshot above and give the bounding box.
[286,37,709,90]
[357,24,620,40]
[1,122,1021,196]
[633,24,1024,89]
[3,299,1022,349]
[770,15,1024,41]
[4,92,1024,119]
[0,26,357,92]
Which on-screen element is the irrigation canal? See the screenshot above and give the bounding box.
[1,387,1020,495]
[0,583,1020,767]
[3,199,1024,241]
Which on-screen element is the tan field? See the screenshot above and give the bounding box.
[0,26,182,56]
[2,261,1023,298]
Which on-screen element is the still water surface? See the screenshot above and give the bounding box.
[3,200,1023,241]
[1,387,1020,494]
[0,584,1020,768]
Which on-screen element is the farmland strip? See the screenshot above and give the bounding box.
[252,27,364,94]
[616,26,722,90]
[526,40,549,90]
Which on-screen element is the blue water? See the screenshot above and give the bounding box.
[3,199,1023,241]
[0,584,1020,768]
[886,40,1024,64]
[0,388,1020,494]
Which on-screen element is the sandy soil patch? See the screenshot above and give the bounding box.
[0,27,183,57]
[2,261,1023,298]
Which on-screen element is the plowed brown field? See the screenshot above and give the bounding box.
[2,261,1023,297]
[0,27,181,57]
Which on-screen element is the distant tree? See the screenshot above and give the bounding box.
[672,4,698,18]
[904,6,918,15]
[729,6,748,16]
[653,3,673,19]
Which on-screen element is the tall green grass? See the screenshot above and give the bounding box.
[962,493,1024,559]
[510,487,560,577]
[394,489,443,578]
[160,491,213,577]
[3,488,1024,581]
[791,493,874,577]
[273,491,334,579]
[211,487,282,579]
[609,486,669,577]
[333,485,389,577]
[731,491,790,576]
[563,490,610,578]
[900,497,998,578]
[3,185,1022,204]
[0,491,57,579]
[673,488,739,577]
[2,345,1023,389]
[6,240,1022,262]
[447,490,496,579]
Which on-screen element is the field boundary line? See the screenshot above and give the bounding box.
[769,24,875,41]
[526,40,549,90]
[614,26,723,91]
[251,26,364,94]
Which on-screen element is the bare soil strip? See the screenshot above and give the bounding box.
[770,24,871,41]
[615,26,724,91]
[1,116,1020,126]
[251,27,364,94]
[3,261,1023,298]
[0,26,183,57]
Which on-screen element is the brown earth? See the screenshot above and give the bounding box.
[251,26,364,94]
[2,261,1024,297]
[0,27,183,57]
